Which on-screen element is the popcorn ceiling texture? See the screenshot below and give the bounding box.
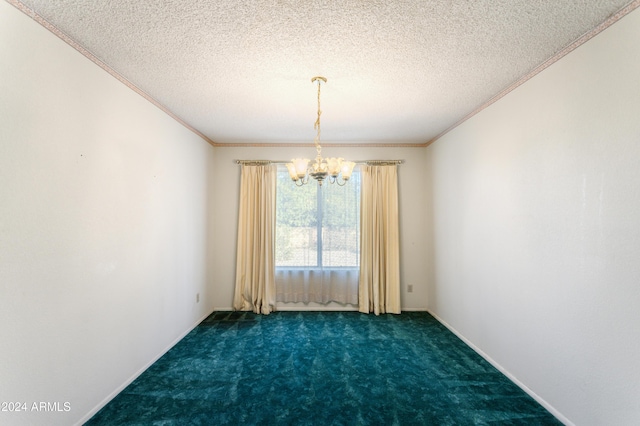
[11,0,639,144]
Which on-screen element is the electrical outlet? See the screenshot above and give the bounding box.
[196,293,200,303]
[407,285,413,293]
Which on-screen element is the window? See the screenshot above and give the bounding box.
[275,165,361,268]
[275,165,361,304]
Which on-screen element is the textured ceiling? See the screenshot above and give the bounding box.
[9,0,639,145]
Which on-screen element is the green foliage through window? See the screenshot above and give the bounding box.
[275,166,360,268]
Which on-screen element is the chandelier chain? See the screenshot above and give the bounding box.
[314,78,322,155]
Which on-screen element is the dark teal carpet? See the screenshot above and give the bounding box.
[86,311,560,425]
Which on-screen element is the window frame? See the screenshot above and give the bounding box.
[275,165,360,270]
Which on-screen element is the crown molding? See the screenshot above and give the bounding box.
[9,0,640,149]
[211,141,426,148]
[424,0,640,147]
[7,0,218,147]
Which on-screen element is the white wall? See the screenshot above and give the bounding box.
[0,3,216,425]
[426,8,640,426]
[212,146,429,311]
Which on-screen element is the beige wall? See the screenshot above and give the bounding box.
[211,145,429,311]
[426,8,640,425]
[0,3,216,425]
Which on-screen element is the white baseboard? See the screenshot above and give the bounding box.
[76,309,215,426]
[427,310,573,426]
[213,305,429,312]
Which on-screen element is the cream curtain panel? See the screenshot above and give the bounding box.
[233,164,277,314]
[359,165,401,315]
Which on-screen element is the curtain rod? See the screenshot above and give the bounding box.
[235,160,404,166]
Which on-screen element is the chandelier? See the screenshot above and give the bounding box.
[286,77,356,186]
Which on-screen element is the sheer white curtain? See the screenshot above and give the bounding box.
[233,164,276,314]
[359,165,401,314]
[276,269,359,304]
[275,165,360,305]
